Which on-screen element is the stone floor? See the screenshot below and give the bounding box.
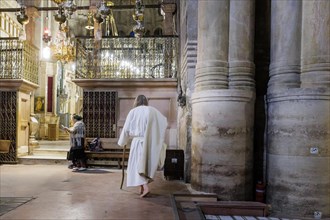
[0,164,190,220]
[1,141,323,220]
[1,165,320,220]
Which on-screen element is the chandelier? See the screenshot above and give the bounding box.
[50,25,75,64]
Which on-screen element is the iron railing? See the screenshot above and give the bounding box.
[75,36,178,79]
[0,39,39,84]
[0,37,178,83]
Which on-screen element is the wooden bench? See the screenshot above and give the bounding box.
[84,138,130,168]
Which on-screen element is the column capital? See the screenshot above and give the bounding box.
[161,3,177,15]
[26,7,40,19]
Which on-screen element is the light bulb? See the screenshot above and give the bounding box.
[43,46,51,59]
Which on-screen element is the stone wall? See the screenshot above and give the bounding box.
[73,79,178,148]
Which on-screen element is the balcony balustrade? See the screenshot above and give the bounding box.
[75,36,178,80]
[0,39,39,85]
[0,36,178,84]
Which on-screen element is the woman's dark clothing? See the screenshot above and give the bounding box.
[67,120,86,168]
[71,138,86,161]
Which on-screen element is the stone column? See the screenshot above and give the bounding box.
[161,3,177,35]
[268,0,301,93]
[267,89,330,218]
[191,0,255,200]
[229,0,255,90]
[301,0,330,88]
[161,2,177,77]
[266,0,330,217]
[195,0,229,91]
[25,7,40,45]
[178,0,198,183]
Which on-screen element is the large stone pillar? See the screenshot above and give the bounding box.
[301,0,330,88]
[191,0,255,200]
[229,0,255,91]
[267,0,330,217]
[267,90,330,218]
[194,0,229,91]
[178,0,198,183]
[268,0,301,93]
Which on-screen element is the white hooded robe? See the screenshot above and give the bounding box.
[118,105,167,187]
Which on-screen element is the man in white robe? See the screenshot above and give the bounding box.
[118,95,167,197]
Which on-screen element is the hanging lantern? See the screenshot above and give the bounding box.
[16,6,29,25]
[42,27,52,43]
[54,7,67,25]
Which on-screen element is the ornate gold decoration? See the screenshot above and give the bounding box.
[52,0,66,5]
[85,12,94,30]
[0,39,39,84]
[105,12,118,36]
[50,27,75,63]
[106,1,114,7]
[75,37,178,79]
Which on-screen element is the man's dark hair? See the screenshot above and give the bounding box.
[133,95,149,107]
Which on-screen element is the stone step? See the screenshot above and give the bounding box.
[18,155,68,165]
[37,140,70,145]
[32,148,69,157]
[17,140,71,165]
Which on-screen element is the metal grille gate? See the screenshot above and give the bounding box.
[0,91,17,164]
[83,91,117,138]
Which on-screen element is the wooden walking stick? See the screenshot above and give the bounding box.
[120,145,126,189]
